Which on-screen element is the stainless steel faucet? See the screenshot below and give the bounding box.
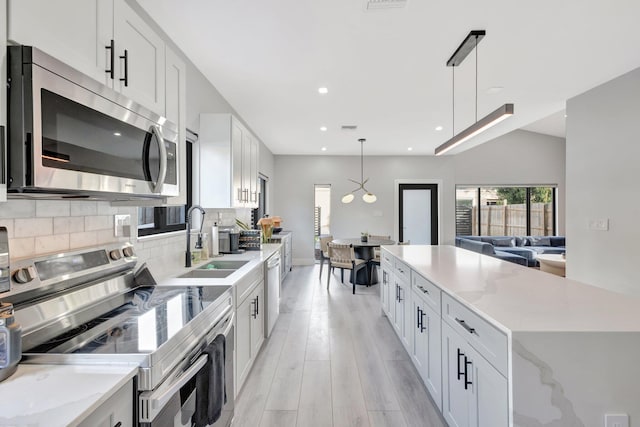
[185,205,206,267]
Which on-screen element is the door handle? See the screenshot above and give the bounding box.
[105,39,114,79]
[455,318,476,335]
[464,356,473,390]
[119,49,129,86]
[457,348,464,381]
[149,125,167,194]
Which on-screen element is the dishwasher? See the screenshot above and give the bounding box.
[264,251,281,337]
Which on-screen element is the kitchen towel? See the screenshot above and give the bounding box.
[193,334,226,427]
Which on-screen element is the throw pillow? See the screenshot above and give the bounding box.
[529,237,551,246]
[491,237,515,247]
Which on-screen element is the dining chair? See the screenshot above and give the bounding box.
[327,243,368,294]
[318,235,334,279]
[368,235,391,277]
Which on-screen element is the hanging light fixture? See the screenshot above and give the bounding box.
[341,138,377,204]
[435,30,514,156]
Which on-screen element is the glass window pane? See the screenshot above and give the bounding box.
[529,187,554,236]
[481,187,527,236]
[455,187,477,236]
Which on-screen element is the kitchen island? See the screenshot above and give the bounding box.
[381,245,640,427]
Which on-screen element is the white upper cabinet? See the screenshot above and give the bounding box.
[198,114,260,209]
[163,46,187,206]
[8,0,113,87]
[8,0,165,115]
[1,0,7,202]
[113,0,165,113]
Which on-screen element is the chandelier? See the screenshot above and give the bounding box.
[341,138,377,204]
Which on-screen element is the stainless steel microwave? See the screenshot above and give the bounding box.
[6,46,179,200]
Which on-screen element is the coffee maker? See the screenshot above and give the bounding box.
[218,226,243,254]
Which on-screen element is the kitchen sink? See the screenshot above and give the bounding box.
[178,269,235,279]
[196,260,249,270]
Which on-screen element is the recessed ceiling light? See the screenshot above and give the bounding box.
[435,126,443,131]
[318,87,328,94]
[113,132,121,136]
[407,147,413,151]
[320,126,327,132]
[321,147,327,151]
[486,86,504,95]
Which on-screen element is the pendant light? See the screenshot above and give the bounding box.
[341,138,377,204]
[435,30,514,156]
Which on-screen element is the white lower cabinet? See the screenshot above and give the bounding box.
[78,379,133,427]
[381,248,509,427]
[442,322,508,427]
[412,288,442,411]
[235,268,265,396]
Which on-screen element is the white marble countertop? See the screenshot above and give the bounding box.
[383,245,640,333]
[0,364,137,427]
[159,243,281,287]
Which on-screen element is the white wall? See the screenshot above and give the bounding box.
[565,67,640,295]
[274,130,566,264]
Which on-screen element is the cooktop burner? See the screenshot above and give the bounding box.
[28,285,231,355]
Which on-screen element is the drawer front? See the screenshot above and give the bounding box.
[236,264,264,306]
[381,249,394,269]
[442,293,508,376]
[394,259,411,284]
[412,272,441,314]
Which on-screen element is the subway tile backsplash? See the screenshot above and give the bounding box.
[1,200,253,282]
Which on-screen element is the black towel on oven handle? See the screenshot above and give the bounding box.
[193,334,226,427]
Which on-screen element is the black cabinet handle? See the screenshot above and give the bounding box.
[455,318,476,335]
[417,285,429,294]
[105,39,114,79]
[397,286,403,302]
[256,295,259,316]
[395,284,399,301]
[251,298,257,319]
[119,49,129,87]
[416,306,422,330]
[420,310,426,333]
[457,348,464,381]
[464,356,473,390]
[114,422,122,427]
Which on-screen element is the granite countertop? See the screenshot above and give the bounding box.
[383,245,640,333]
[0,364,138,427]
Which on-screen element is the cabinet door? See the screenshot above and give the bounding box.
[113,0,165,113]
[231,119,244,207]
[380,268,390,316]
[242,132,252,207]
[251,282,265,357]
[78,380,133,427]
[164,46,186,206]
[412,295,428,374]
[422,302,442,410]
[1,0,6,202]
[8,0,113,86]
[393,280,403,336]
[236,295,253,391]
[249,137,259,207]
[470,345,508,427]
[442,322,473,427]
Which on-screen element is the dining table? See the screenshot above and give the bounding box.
[331,237,396,285]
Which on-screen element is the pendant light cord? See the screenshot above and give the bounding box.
[452,67,455,137]
[475,35,478,123]
[360,139,364,182]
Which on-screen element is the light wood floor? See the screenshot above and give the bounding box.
[233,265,446,427]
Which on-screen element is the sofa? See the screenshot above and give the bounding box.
[455,235,566,267]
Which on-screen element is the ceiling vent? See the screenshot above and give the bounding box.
[341,125,358,131]
[365,0,407,10]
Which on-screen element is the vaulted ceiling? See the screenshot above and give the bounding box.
[138,0,640,155]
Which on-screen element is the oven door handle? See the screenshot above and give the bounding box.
[139,354,208,423]
[150,124,167,194]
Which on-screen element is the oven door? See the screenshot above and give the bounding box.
[139,312,234,427]
[8,46,179,199]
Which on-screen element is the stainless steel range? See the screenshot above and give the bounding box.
[0,243,234,427]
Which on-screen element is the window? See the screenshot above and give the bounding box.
[314,184,331,260]
[456,186,556,237]
[251,174,268,228]
[137,136,193,237]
